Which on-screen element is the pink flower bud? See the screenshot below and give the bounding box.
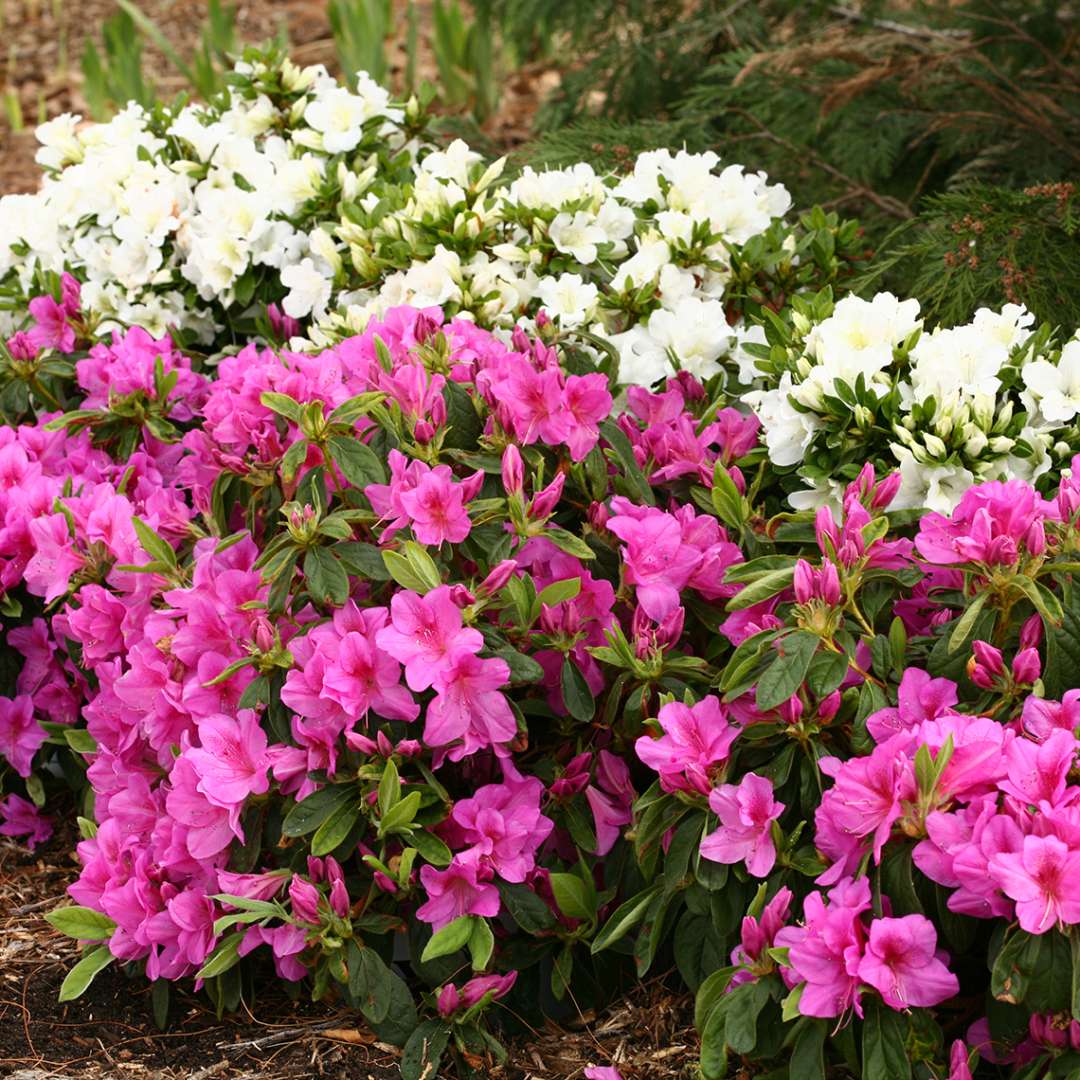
[289,877,321,923]
[793,559,815,604]
[374,871,398,894]
[530,472,565,518]
[449,584,475,608]
[847,463,876,504]
[535,309,551,329]
[461,971,518,1007]
[501,445,524,496]
[437,984,460,1018]
[396,739,423,758]
[413,420,435,444]
[818,690,842,721]
[325,856,344,884]
[430,394,447,428]
[60,272,82,318]
[656,607,685,648]
[306,857,326,883]
[871,470,902,510]
[1012,647,1041,685]
[254,619,274,653]
[413,311,440,344]
[345,731,377,754]
[460,469,485,503]
[972,640,1005,676]
[588,501,609,530]
[479,558,518,595]
[1020,613,1044,650]
[7,331,36,361]
[329,877,350,918]
[820,562,841,605]
[670,370,705,402]
[1025,520,1046,556]
[376,730,394,757]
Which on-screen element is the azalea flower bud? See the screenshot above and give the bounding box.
[972,640,1005,676]
[307,857,326,883]
[923,434,948,459]
[588,500,609,530]
[793,559,815,604]
[479,558,518,595]
[1012,647,1041,685]
[374,871,398,894]
[449,584,476,608]
[253,617,274,653]
[871,470,902,510]
[818,690,842,721]
[1020,613,1044,650]
[461,971,517,1007]
[376,730,394,757]
[460,469,485,502]
[437,984,460,1018]
[396,739,423,758]
[501,445,524,496]
[329,877,350,918]
[656,607,685,648]
[815,506,839,555]
[413,420,435,444]
[1025,520,1046,556]
[530,472,565,518]
[289,876,321,923]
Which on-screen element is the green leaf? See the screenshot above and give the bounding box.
[536,577,581,609]
[948,589,989,652]
[310,800,362,857]
[282,784,357,837]
[723,977,771,1054]
[335,541,393,580]
[726,566,796,611]
[401,1020,450,1080]
[58,944,115,1002]
[420,915,473,962]
[862,1000,911,1080]
[378,758,400,817]
[348,941,393,1024]
[498,882,556,933]
[755,631,819,711]
[380,790,422,834]
[63,728,98,754]
[791,1018,827,1080]
[694,965,738,1032]
[600,418,655,505]
[260,391,304,422]
[409,830,453,868]
[46,906,116,941]
[546,526,596,560]
[195,932,245,980]
[468,917,495,970]
[131,515,177,569]
[591,884,662,955]
[1045,580,1080,698]
[328,434,387,489]
[549,872,595,921]
[1014,575,1064,628]
[304,547,349,606]
[560,657,595,722]
[382,540,442,593]
[441,379,483,450]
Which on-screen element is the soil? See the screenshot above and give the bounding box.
[0,0,553,194]
[0,825,698,1078]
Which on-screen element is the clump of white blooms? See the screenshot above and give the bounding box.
[0,52,795,382]
[743,291,1080,512]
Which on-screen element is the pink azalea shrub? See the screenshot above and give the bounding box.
[4,278,1080,1079]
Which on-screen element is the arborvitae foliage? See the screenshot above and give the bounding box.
[489,0,1079,325]
[852,182,1080,327]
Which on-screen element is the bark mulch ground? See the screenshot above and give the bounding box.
[0,826,698,1078]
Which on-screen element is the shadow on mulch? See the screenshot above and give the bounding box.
[0,830,697,1079]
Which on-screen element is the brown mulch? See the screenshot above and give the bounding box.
[0,826,697,1078]
[0,0,553,195]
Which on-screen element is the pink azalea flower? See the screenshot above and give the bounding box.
[989,834,1080,934]
[399,465,472,545]
[0,793,53,849]
[700,773,784,877]
[27,292,76,353]
[375,585,483,692]
[584,1069,624,1080]
[729,887,793,988]
[857,914,959,1009]
[425,653,517,756]
[775,877,871,1019]
[416,850,501,930]
[607,502,702,622]
[866,667,958,742]
[0,695,46,778]
[187,711,270,807]
[321,630,419,722]
[451,776,554,883]
[916,478,1049,567]
[635,696,739,795]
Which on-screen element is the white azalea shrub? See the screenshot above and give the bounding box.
[0,48,855,391]
[742,288,1080,511]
